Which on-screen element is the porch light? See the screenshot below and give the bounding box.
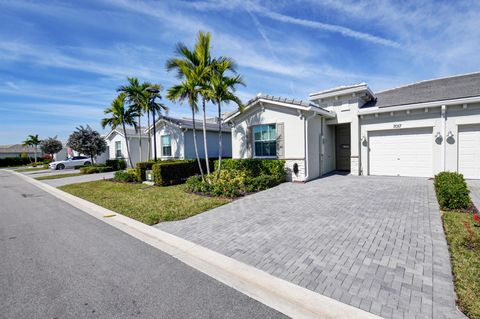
[435,132,442,139]
[447,131,454,138]
[361,135,367,143]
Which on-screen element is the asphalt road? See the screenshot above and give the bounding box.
[0,170,287,319]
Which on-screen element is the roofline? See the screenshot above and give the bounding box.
[358,95,480,115]
[309,83,374,101]
[146,116,230,133]
[224,97,335,123]
[105,128,148,140]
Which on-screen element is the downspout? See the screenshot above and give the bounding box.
[441,105,447,171]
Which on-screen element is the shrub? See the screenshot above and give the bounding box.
[136,161,156,182]
[434,172,471,210]
[245,175,280,192]
[31,161,44,167]
[106,159,126,171]
[215,159,286,182]
[79,166,113,174]
[43,164,49,169]
[0,157,35,167]
[113,170,137,183]
[152,159,212,186]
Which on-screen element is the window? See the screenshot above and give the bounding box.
[115,141,122,158]
[253,124,276,157]
[161,135,172,157]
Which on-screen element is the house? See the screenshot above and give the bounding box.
[0,144,43,159]
[146,115,231,160]
[104,127,149,167]
[225,72,480,181]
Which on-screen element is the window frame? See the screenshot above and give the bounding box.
[252,123,277,158]
[161,135,172,157]
[115,141,122,158]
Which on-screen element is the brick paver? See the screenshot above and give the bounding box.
[156,175,465,319]
[467,180,480,210]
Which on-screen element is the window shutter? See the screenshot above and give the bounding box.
[276,122,285,159]
[246,126,253,158]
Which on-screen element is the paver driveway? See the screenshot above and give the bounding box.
[157,175,465,319]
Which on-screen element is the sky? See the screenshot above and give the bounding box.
[1,0,480,144]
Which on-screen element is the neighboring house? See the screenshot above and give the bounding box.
[55,144,108,164]
[104,127,149,167]
[146,115,231,160]
[225,72,480,181]
[0,144,43,159]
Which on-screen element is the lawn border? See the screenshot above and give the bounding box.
[5,168,381,319]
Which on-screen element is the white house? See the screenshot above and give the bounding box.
[225,72,480,181]
[147,115,231,160]
[104,127,149,167]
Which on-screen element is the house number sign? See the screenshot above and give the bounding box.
[393,124,402,129]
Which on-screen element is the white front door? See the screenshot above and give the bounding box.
[368,127,433,177]
[458,124,480,179]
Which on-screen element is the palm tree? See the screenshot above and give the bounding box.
[101,93,139,168]
[143,83,168,161]
[117,77,146,162]
[23,134,41,162]
[166,31,214,176]
[208,58,245,179]
[166,69,205,179]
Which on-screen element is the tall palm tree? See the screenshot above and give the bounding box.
[143,83,168,160]
[101,93,139,168]
[22,134,41,162]
[166,69,205,179]
[208,58,245,179]
[117,77,146,162]
[166,31,214,176]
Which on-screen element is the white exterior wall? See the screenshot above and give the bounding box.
[151,122,185,160]
[107,132,148,167]
[230,103,307,182]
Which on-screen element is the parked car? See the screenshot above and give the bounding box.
[49,156,91,170]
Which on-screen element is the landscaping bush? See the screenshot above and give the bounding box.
[79,166,113,174]
[153,160,201,186]
[31,161,44,167]
[0,157,35,167]
[215,159,286,182]
[434,171,471,210]
[106,159,127,171]
[136,161,156,182]
[113,170,137,183]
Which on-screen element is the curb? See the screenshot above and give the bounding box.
[7,169,383,319]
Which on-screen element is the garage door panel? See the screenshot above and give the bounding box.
[458,124,480,179]
[369,127,433,177]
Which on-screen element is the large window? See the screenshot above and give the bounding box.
[253,124,276,157]
[161,135,172,157]
[115,141,122,158]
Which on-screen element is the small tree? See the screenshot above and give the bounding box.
[67,125,107,165]
[40,137,63,161]
[22,134,41,162]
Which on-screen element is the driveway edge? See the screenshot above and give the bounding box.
[7,169,382,319]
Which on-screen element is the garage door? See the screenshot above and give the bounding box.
[368,127,433,177]
[458,124,480,179]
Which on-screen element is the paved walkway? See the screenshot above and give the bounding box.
[41,172,115,187]
[157,175,465,319]
[467,180,480,210]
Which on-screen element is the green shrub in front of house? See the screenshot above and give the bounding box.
[106,159,127,171]
[434,171,471,210]
[186,159,286,198]
[135,161,157,182]
[113,170,137,183]
[79,165,114,174]
[152,159,212,186]
[0,157,35,167]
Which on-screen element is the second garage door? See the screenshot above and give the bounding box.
[368,127,433,177]
[458,124,480,179]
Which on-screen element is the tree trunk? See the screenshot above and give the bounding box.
[147,110,151,161]
[34,145,37,163]
[138,115,142,163]
[191,109,205,180]
[216,101,223,180]
[123,122,134,168]
[202,97,210,177]
[91,154,95,166]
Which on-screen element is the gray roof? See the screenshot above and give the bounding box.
[247,94,318,108]
[109,127,148,138]
[363,72,480,108]
[154,115,230,132]
[0,144,38,153]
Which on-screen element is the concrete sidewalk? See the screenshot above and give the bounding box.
[41,171,115,187]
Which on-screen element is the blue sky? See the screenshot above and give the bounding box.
[1,0,480,144]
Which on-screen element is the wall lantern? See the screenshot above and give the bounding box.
[361,135,367,143]
[435,132,442,139]
[447,131,454,138]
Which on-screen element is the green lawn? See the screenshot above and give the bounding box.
[442,211,480,318]
[35,173,82,180]
[14,167,47,172]
[59,180,230,225]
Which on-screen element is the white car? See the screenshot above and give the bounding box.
[49,156,92,170]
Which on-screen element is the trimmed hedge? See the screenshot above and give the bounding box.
[434,171,471,210]
[0,157,36,167]
[135,161,157,182]
[80,166,113,174]
[152,159,213,186]
[214,159,286,181]
[113,170,137,183]
[106,159,127,171]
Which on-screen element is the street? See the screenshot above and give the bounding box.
[0,170,286,319]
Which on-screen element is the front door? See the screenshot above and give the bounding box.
[335,124,351,171]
